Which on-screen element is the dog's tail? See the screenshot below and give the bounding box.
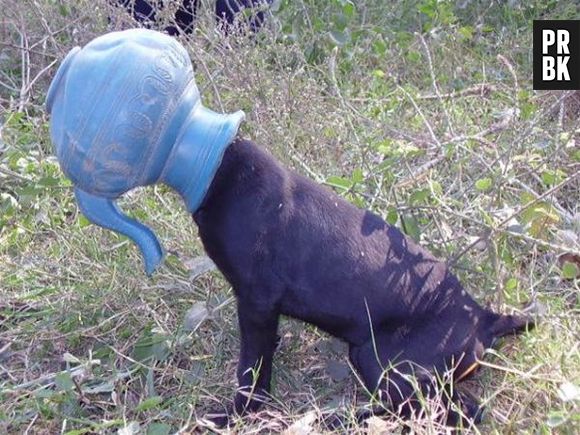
[490,313,535,338]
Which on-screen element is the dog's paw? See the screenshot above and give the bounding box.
[458,390,484,425]
[445,391,484,429]
[202,410,232,429]
[320,412,348,431]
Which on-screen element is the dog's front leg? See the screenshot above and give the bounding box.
[234,299,280,416]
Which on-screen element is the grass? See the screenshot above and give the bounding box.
[1,0,579,433]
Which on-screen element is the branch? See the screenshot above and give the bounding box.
[450,170,580,265]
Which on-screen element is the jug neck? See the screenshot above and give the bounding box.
[160,106,245,213]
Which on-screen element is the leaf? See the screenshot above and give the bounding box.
[63,353,81,364]
[558,382,580,402]
[406,50,421,63]
[82,381,115,394]
[398,142,422,157]
[546,412,568,428]
[291,14,303,39]
[410,188,430,204]
[541,169,566,186]
[58,4,70,17]
[475,178,492,191]
[326,176,351,191]
[418,0,436,18]
[562,262,579,280]
[372,69,385,78]
[401,215,421,242]
[376,139,392,155]
[183,302,210,332]
[505,278,518,291]
[430,180,443,196]
[146,423,172,435]
[64,429,92,435]
[78,215,91,228]
[520,198,560,239]
[132,328,170,363]
[37,176,61,187]
[373,39,387,55]
[55,372,75,392]
[329,29,349,46]
[458,26,474,40]
[118,422,140,435]
[342,1,355,19]
[541,170,556,186]
[386,208,398,225]
[135,396,163,412]
[351,168,363,184]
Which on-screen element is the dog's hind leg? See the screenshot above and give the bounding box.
[349,339,480,429]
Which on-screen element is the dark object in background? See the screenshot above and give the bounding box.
[194,138,534,428]
[116,0,272,35]
[216,0,271,32]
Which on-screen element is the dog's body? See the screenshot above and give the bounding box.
[193,138,531,427]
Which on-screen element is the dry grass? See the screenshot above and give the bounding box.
[1,0,579,434]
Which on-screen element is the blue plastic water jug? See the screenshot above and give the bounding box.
[46,29,245,275]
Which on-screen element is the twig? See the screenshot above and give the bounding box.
[3,360,99,392]
[497,54,519,95]
[0,166,33,183]
[14,17,31,112]
[34,310,129,341]
[327,46,385,190]
[23,413,38,435]
[511,177,574,223]
[394,203,580,258]
[184,39,225,112]
[395,154,446,188]
[446,134,498,150]
[289,150,324,183]
[419,34,455,137]
[418,83,498,100]
[450,170,580,265]
[477,360,555,382]
[28,0,65,55]
[397,85,441,147]
[328,46,363,148]
[106,344,168,372]
[0,68,19,92]
[21,58,58,96]
[503,229,580,257]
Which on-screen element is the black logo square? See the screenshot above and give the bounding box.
[533,20,580,90]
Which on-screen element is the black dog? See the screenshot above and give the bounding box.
[193,138,532,428]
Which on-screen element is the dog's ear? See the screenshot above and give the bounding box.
[490,313,534,338]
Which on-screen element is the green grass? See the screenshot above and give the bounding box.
[1,0,579,433]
